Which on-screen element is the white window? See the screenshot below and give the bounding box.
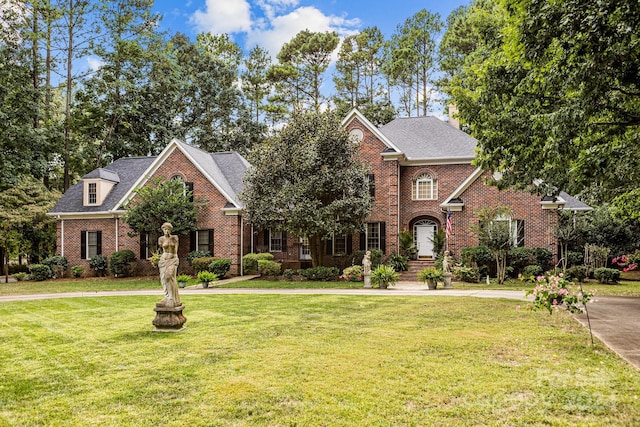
[490,214,524,247]
[88,183,97,204]
[333,235,348,255]
[195,230,211,252]
[87,231,99,258]
[366,223,381,250]
[270,230,283,252]
[142,233,159,259]
[300,237,311,260]
[412,174,437,200]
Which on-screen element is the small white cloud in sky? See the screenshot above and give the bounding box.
[192,0,252,34]
[86,57,105,71]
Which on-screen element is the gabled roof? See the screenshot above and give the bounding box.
[378,116,476,163]
[50,156,155,214]
[49,139,250,217]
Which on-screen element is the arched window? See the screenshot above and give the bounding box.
[412,174,437,200]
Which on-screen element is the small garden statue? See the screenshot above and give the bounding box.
[442,250,453,289]
[363,250,372,288]
[152,222,186,331]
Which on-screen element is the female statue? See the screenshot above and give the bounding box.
[158,222,180,306]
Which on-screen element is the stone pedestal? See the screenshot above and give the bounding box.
[152,303,187,332]
[363,274,372,288]
[443,272,453,289]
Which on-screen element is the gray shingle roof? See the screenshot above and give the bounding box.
[82,168,120,183]
[50,156,156,213]
[379,116,477,161]
[177,142,249,208]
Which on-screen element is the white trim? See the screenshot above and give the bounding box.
[60,219,65,257]
[115,218,119,251]
[342,109,404,154]
[113,139,241,211]
[439,167,484,210]
[46,212,125,220]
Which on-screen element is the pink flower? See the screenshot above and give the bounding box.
[516,305,521,311]
[552,299,559,306]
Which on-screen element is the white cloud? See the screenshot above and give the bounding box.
[192,0,252,34]
[190,0,360,59]
[86,57,105,72]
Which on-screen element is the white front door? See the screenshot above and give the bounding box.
[416,224,435,259]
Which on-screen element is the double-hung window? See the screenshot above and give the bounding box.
[360,222,386,253]
[81,230,102,259]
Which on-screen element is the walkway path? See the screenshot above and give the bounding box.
[1,279,638,370]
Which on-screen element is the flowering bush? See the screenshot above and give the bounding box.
[341,265,363,282]
[612,250,640,272]
[526,274,593,314]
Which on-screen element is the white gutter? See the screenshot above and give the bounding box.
[60,219,65,257]
[115,218,119,251]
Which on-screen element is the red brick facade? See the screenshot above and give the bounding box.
[53,114,560,276]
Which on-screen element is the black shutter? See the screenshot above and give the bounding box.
[81,231,87,260]
[186,182,194,202]
[347,235,353,254]
[208,229,214,255]
[282,232,287,252]
[360,230,366,251]
[517,220,525,247]
[96,231,102,255]
[326,235,333,255]
[380,222,386,254]
[140,234,147,259]
[264,229,270,250]
[368,174,375,197]
[190,231,196,252]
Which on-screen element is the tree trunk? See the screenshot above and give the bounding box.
[309,234,325,267]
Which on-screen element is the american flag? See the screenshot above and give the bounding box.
[445,210,453,239]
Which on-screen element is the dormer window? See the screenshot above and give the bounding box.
[88,183,97,204]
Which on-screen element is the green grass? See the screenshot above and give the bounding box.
[0,295,638,426]
[0,276,159,296]
[453,279,640,297]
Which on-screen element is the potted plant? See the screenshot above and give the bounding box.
[177,274,191,288]
[418,267,443,290]
[196,271,218,288]
[371,265,400,289]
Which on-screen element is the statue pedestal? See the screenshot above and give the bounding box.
[152,302,187,332]
[443,272,453,289]
[363,274,372,288]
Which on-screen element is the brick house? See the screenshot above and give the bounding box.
[49,109,589,276]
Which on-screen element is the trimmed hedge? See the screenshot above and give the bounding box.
[258,260,282,276]
[186,250,211,266]
[109,250,137,277]
[42,256,69,278]
[243,253,275,274]
[89,255,108,276]
[208,258,231,278]
[192,257,216,274]
[594,268,620,284]
[28,264,51,281]
[298,266,340,281]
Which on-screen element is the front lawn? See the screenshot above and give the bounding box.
[1,295,638,426]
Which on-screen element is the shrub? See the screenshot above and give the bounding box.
[594,267,620,284]
[109,250,137,277]
[186,250,211,266]
[8,264,29,275]
[243,253,275,274]
[508,247,535,275]
[533,248,553,271]
[387,253,408,272]
[283,269,296,281]
[208,258,231,278]
[299,266,340,281]
[89,255,108,276]
[28,264,51,281]
[42,256,69,278]
[197,271,218,284]
[527,274,593,314]
[566,266,587,283]
[258,260,282,276]
[417,267,443,283]
[566,251,584,267]
[521,265,544,280]
[342,265,363,282]
[12,272,27,281]
[371,265,400,288]
[454,266,479,283]
[191,257,216,274]
[460,246,493,269]
[71,265,85,278]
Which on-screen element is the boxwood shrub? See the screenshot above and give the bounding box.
[191,257,216,274]
[109,250,137,277]
[257,260,281,276]
[594,267,620,284]
[208,258,231,278]
[28,264,51,281]
[299,266,340,281]
[243,253,275,274]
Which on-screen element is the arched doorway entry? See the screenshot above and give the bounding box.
[413,218,439,259]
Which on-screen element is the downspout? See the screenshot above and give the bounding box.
[60,218,64,257]
[397,162,401,252]
[115,217,119,251]
[240,217,244,276]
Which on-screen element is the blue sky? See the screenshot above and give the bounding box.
[153,0,472,57]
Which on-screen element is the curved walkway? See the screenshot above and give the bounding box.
[1,280,638,370]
